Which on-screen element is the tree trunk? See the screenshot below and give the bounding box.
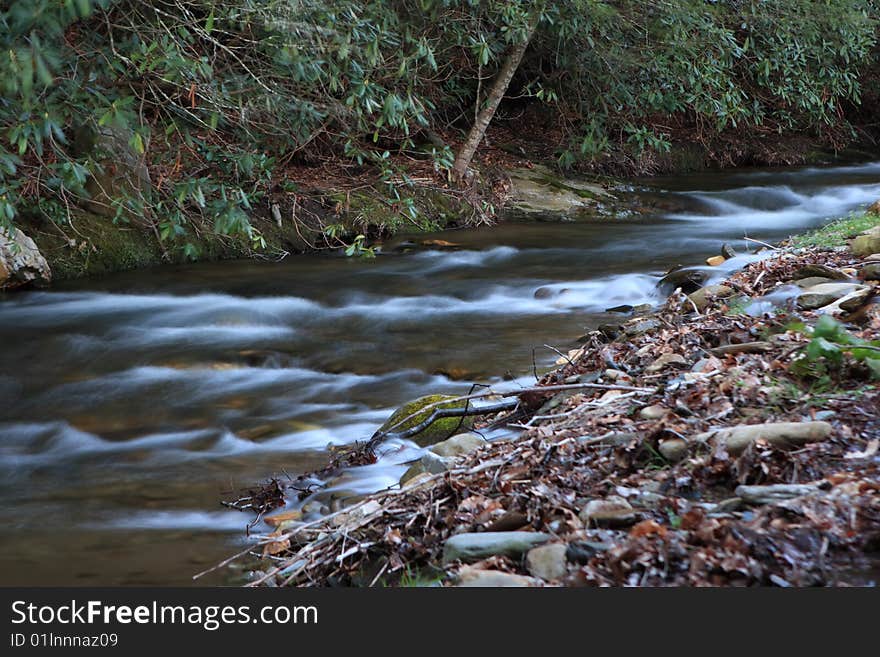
[452,15,539,181]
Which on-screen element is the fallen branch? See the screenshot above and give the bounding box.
[369,381,655,444]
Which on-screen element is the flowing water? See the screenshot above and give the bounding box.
[2,161,880,585]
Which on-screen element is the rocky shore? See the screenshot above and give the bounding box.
[233,221,880,587]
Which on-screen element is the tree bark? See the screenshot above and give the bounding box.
[452,14,539,181]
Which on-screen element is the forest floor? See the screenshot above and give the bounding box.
[224,217,880,587]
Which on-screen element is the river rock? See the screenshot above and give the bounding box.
[793,264,849,281]
[796,283,864,310]
[0,227,51,289]
[695,421,832,456]
[578,496,636,526]
[838,286,873,312]
[706,255,725,266]
[378,394,474,446]
[399,452,452,486]
[687,284,733,310]
[658,267,707,295]
[525,543,569,581]
[860,263,880,281]
[429,432,484,458]
[721,243,738,259]
[442,531,552,564]
[658,438,689,462]
[851,227,880,257]
[639,404,668,420]
[624,317,661,337]
[794,276,835,288]
[455,566,542,587]
[506,165,613,219]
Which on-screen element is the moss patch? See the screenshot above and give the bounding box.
[378,394,474,447]
[789,212,880,249]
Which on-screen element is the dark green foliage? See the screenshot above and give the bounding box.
[790,315,880,380]
[1,0,878,247]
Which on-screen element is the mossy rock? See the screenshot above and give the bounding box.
[379,394,474,447]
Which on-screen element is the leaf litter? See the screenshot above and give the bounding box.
[214,246,880,587]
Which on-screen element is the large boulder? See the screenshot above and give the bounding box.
[0,227,51,289]
[505,165,614,219]
[377,394,474,446]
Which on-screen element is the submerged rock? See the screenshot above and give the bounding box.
[0,227,51,289]
[442,531,551,564]
[378,394,474,446]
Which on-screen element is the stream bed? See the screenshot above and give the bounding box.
[2,161,879,585]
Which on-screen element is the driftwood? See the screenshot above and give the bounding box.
[735,482,827,504]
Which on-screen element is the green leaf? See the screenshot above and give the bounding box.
[813,314,842,339]
[129,132,145,155]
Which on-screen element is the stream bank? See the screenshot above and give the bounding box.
[4,135,872,288]
[237,220,880,587]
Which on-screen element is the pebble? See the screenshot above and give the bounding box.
[525,543,569,581]
[658,438,688,462]
[639,404,668,420]
[578,496,636,526]
[455,566,542,587]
